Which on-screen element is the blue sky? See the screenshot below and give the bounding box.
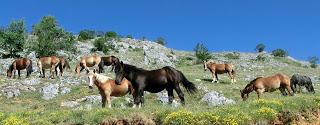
[1,0,319,61]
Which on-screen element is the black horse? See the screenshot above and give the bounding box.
[290,74,315,93]
[114,61,197,107]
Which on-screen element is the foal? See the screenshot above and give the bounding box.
[203,61,236,83]
[88,70,133,108]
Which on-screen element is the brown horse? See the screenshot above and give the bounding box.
[100,56,119,72]
[88,70,134,108]
[37,56,68,79]
[240,73,294,101]
[203,61,236,83]
[7,58,33,79]
[75,55,103,75]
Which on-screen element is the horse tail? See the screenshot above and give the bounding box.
[27,59,34,73]
[165,66,197,94]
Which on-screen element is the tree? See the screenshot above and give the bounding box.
[255,43,265,53]
[105,31,118,38]
[0,19,26,58]
[308,56,319,68]
[156,37,166,46]
[91,37,115,54]
[32,16,75,57]
[78,30,95,41]
[271,49,288,57]
[194,42,211,63]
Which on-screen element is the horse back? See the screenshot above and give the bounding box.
[14,58,30,70]
[107,78,131,97]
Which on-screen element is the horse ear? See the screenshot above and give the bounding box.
[93,69,96,73]
[120,61,123,65]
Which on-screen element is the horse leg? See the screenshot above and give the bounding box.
[211,72,216,83]
[51,65,56,79]
[215,73,219,83]
[279,87,287,96]
[139,90,144,108]
[174,85,185,105]
[42,69,46,78]
[106,94,111,108]
[256,89,263,99]
[285,85,294,96]
[18,70,21,79]
[101,95,107,108]
[167,87,174,104]
[13,69,16,79]
[228,71,233,83]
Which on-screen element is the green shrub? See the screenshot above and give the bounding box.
[0,19,26,58]
[256,53,267,61]
[91,37,115,54]
[271,49,288,57]
[252,107,277,122]
[156,37,166,46]
[255,43,265,53]
[224,52,240,60]
[194,42,211,63]
[32,16,76,57]
[126,35,133,39]
[105,31,118,38]
[78,30,95,41]
[308,56,319,68]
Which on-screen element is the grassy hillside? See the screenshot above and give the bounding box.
[0,40,319,125]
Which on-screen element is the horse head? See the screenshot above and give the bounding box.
[6,69,12,78]
[306,82,315,93]
[114,61,125,85]
[203,61,208,71]
[87,69,97,89]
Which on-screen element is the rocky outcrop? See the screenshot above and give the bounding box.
[201,91,235,106]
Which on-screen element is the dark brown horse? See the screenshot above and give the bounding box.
[203,61,236,83]
[7,58,33,79]
[88,70,134,108]
[240,73,294,101]
[37,56,68,79]
[100,56,119,72]
[114,61,197,108]
[75,55,103,75]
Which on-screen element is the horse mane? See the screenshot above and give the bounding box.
[95,73,113,84]
[250,77,263,85]
[8,63,14,71]
[123,63,147,72]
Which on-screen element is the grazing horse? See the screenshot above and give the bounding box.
[203,61,236,83]
[75,55,103,75]
[7,58,33,79]
[37,56,61,79]
[114,61,197,108]
[240,73,294,101]
[100,56,119,72]
[290,74,315,93]
[87,70,134,108]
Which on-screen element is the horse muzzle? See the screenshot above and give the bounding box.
[88,86,93,89]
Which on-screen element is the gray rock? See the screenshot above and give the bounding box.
[156,91,181,107]
[201,91,235,106]
[40,84,59,100]
[61,101,80,108]
[85,95,102,104]
[1,86,20,98]
[60,87,71,95]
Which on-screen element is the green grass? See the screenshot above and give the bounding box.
[0,58,320,125]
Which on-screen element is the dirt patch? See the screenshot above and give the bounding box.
[101,115,156,125]
[276,109,320,125]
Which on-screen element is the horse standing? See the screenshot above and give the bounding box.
[240,73,294,101]
[87,70,134,108]
[75,55,103,75]
[37,56,67,79]
[114,61,197,108]
[203,61,236,83]
[290,74,315,93]
[7,58,33,79]
[100,56,119,72]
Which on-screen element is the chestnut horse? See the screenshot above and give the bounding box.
[7,58,33,79]
[240,73,294,101]
[114,61,197,108]
[75,55,103,75]
[203,61,236,83]
[100,56,119,72]
[88,70,134,108]
[37,56,69,78]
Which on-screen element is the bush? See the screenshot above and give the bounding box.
[91,37,115,54]
[0,19,26,58]
[126,35,133,39]
[256,53,267,61]
[224,52,240,60]
[194,42,211,63]
[105,31,118,38]
[156,37,166,46]
[271,49,288,57]
[32,16,76,57]
[1,115,30,125]
[253,107,277,121]
[308,56,319,68]
[78,30,95,41]
[255,43,265,53]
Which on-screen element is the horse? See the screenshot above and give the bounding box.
[7,58,33,79]
[203,61,236,83]
[75,55,103,75]
[240,73,294,101]
[290,74,315,93]
[37,56,65,79]
[57,57,70,77]
[100,56,119,72]
[87,70,134,108]
[114,61,197,108]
